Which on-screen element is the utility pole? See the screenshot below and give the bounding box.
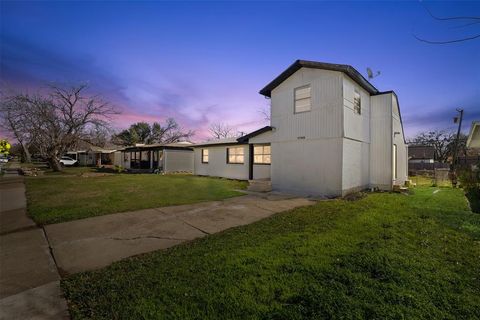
[451,108,464,187]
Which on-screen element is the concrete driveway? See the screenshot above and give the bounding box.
[45,193,315,275]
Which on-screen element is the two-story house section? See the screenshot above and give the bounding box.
[259,60,407,196]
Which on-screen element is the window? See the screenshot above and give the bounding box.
[253,145,271,164]
[227,147,244,164]
[294,85,311,113]
[354,90,361,115]
[201,149,209,163]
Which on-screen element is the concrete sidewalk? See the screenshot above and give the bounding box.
[45,193,315,275]
[0,173,69,320]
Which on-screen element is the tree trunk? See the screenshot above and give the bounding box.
[21,143,31,163]
[48,157,63,172]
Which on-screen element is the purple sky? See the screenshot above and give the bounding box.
[1,1,479,141]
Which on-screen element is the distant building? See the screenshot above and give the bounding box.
[408,145,435,164]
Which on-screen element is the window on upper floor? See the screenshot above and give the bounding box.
[227,147,244,164]
[253,145,271,164]
[354,90,361,115]
[294,85,311,113]
[201,149,209,163]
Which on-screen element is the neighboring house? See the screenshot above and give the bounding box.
[407,145,446,172]
[194,60,408,197]
[466,121,480,149]
[460,121,480,169]
[193,127,272,181]
[118,142,194,173]
[408,145,435,164]
[67,146,118,166]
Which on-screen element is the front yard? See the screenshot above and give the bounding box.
[26,171,247,225]
[63,185,480,319]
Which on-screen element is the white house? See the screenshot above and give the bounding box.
[194,60,408,197]
[193,127,272,181]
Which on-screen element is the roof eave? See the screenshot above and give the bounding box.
[259,60,379,97]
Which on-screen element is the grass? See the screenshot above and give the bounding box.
[25,172,247,225]
[62,185,480,320]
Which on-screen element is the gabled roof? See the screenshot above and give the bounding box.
[193,126,273,147]
[237,126,272,143]
[259,60,379,97]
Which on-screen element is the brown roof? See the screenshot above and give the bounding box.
[259,60,378,97]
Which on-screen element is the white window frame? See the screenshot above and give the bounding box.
[227,147,244,164]
[354,90,361,115]
[294,85,311,114]
[201,149,209,163]
[253,145,271,164]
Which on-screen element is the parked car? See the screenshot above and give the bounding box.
[0,155,9,163]
[59,156,78,166]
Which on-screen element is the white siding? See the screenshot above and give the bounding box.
[342,139,370,194]
[164,149,194,173]
[370,93,393,189]
[252,165,270,180]
[392,95,408,185]
[121,152,131,169]
[194,145,249,180]
[271,139,343,196]
[269,68,344,196]
[270,68,344,143]
[249,130,272,144]
[113,151,123,167]
[342,75,371,143]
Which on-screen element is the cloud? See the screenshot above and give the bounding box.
[402,97,480,139]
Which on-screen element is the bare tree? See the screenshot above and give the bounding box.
[258,103,271,122]
[0,84,118,171]
[414,3,480,44]
[209,122,238,140]
[408,130,456,163]
[0,95,33,162]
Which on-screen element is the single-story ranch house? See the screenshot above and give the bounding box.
[192,60,408,197]
[115,142,194,173]
[67,146,117,166]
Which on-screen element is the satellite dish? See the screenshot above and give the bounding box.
[366,67,381,79]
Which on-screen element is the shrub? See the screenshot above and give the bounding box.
[114,165,124,173]
[458,161,480,213]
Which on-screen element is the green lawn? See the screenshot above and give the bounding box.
[26,173,247,225]
[62,185,480,319]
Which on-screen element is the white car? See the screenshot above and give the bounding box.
[0,155,8,163]
[59,156,78,166]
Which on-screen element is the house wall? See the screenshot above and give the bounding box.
[164,149,194,173]
[271,139,343,196]
[249,131,272,180]
[342,139,370,194]
[113,151,123,167]
[194,144,249,180]
[270,68,344,196]
[341,75,371,194]
[370,93,393,190]
[120,152,131,169]
[392,95,408,185]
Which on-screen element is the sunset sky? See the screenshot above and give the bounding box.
[1,1,479,141]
